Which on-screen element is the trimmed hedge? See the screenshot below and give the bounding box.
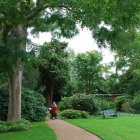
[59,109,89,119]
[0,119,31,133]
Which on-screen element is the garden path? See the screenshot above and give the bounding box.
[46,119,101,140]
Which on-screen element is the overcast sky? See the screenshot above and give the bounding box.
[28,28,114,64]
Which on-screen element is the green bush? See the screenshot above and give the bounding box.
[22,88,47,121]
[98,99,116,111]
[115,96,132,112]
[71,94,98,114]
[0,119,31,133]
[132,94,140,113]
[58,94,99,114]
[0,85,47,121]
[121,102,132,113]
[59,109,89,119]
[58,97,73,111]
[115,96,127,111]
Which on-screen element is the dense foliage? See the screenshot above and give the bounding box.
[58,97,73,111]
[71,94,99,114]
[72,51,104,94]
[22,51,39,90]
[132,94,140,113]
[58,94,98,114]
[0,85,47,121]
[115,96,128,111]
[0,119,31,133]
[59,109,89,119]
[38,39,70,106]
[115,96,132,112]
[97,99,116,111]
[59,95,116,113]
[22,89,47,121]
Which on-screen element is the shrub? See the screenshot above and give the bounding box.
[121,102,132,113]
[58,97,73,111]
[0,119,31,133]
[98,99,116,111]
[22,88,47,121]
[0,85,47,121]
[58,94,99,114]
[59,109,89,119]
[132,94,140,113]
[115,95,133,112]
[115,96,127,111]
[71,94,98,114]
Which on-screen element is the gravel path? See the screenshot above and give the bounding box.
[46,119,101,140]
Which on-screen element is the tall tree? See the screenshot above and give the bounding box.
[111,33,140,95]
[38,39,69,107]
[73,51,104,94]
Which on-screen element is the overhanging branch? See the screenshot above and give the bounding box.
[26,0,72,21]
[27,0,49,21]
[27,4,48,20]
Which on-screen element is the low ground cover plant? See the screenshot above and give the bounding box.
[0,119,31,133]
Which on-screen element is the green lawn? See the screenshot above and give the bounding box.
[0,122,56,140]
[66,115,140,140]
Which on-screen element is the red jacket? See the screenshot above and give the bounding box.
[52,106,57,115]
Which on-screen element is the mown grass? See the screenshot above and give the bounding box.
[0,122,56,140]
[66,115,140,140]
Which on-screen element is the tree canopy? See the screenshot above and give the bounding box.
[38,39,69,106]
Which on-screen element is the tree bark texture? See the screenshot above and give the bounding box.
[7,59,22,121]
[7,25,27,121]
[46,82,54,107]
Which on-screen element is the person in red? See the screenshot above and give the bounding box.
[51,102,57,120]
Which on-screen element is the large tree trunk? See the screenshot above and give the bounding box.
[7,25,27,121]
[46,82,54,107]
[47,92,53,108]
[7,59,22,121]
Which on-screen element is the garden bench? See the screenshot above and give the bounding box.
[102,109,117,118]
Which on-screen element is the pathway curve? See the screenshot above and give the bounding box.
[46,119,101,140]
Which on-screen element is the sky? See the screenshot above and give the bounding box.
[28,28,114,64]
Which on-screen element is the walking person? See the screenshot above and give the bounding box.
[51,102,57,120]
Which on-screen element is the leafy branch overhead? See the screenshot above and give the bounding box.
[1,0,140,42]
